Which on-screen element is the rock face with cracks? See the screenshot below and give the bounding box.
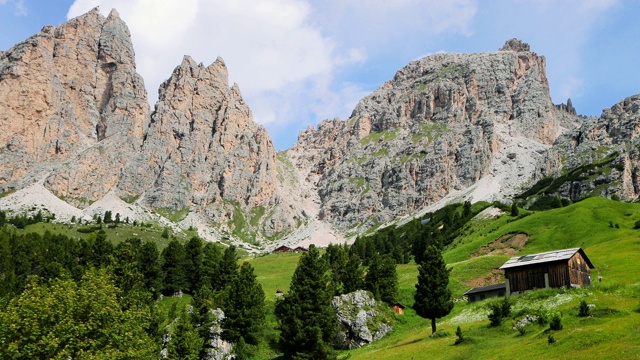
[331,290,394,350]
[4,9,638,247]
[0,8,149,205]
[289,38,577,230]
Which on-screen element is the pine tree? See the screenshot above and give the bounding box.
[168,306,203,360]
[511,202,519,216]
[184,237,204,293]
[88,230,113,268]
[413,245,454,335]
[201,242,222,290]
[162,240,187,294]
[340,252,364,294]
[275,245,337,359]
[220,262,265,346]
[365,254,397,304]
[325,244,348,294]
[216,245,238,291]
[138,240,163,298]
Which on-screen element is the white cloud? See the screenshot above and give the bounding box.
[67,0,478,149]
[1,0,28,16]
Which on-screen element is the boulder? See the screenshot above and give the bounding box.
[331,290,394,349]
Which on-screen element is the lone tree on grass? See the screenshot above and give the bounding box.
[413,244,454,335]
[275,244,337,359]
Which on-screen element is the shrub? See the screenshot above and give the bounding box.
[549,313,563,330]
[454,326,464,345]
[510,202,519,217]
[578,300,590,317]
[634,220,640,230]
[611,194,620,201]
[548,335,556,344]
[488,297,512,327]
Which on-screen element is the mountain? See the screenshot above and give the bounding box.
[288,39,580,231]
[1,9,638,247]
[0,8,149,201]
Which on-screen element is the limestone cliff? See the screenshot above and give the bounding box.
[289,39,574,230]
[529,95,640,202]
[118,55,296,239]
[0,8,149,205]
[0,8,298,245]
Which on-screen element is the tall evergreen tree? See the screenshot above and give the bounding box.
[138,240,163,298]
[413,245,454,335]
[325,244,348,294]
[216,245,238,291]
[201,242,222,291]
[162,240,187,294]
[220,262,265,346]
[184,237,204,293]
[168,306,203,360]
[275,245,337,359]
[340,252,364,294]
[365,254,397,304]
[88,230,113,268]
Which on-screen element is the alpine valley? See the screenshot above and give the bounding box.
[1,8,639,250]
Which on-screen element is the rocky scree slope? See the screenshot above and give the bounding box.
[288,39,580,231]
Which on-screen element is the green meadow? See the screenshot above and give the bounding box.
[248,197,640,359]
[10,196,640,358]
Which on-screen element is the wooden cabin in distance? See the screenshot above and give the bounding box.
[391,303,405,315]
[464,283,506,303]
[499,248,594,295]
[272,246,292,253]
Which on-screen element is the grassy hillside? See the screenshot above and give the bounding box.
[249,197,640,359]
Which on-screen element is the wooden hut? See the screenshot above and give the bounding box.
[464,283,506,303]
[392,303,405,315]
[499,248,594,295]
[272,246,292,253]
[292,246,308,253]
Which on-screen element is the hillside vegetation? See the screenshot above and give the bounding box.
[2,197,640,358]
[249,197,640,359]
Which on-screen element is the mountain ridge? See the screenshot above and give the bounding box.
[1,10,637,248]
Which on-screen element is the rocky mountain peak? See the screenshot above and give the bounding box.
[0,7,149,203]
[289,39,569,230]
[98,9,136,67]
[499,38,531,52]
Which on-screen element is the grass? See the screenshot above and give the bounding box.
[8,196,640,358]
[247,252,302,301]
[245,197,640,359]
[359,129,398,146]
[154,207,190,222]
[0,189,16,198]
[13,221,188,249]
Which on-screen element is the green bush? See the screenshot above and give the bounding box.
[578,300,590,317]
[488,297,512,327]
[548,335,556,344]
[549,313,563,330]
[454,326,464,345]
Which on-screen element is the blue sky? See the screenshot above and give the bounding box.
[1,0,639,150]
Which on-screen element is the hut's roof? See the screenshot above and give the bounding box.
[499,248,594,270]
[464,283,506,296]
